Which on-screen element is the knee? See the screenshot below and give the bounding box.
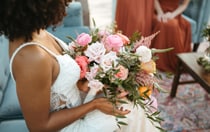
[162,19,179,29]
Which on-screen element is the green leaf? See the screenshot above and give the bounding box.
[117,121,128,126]
[156,126,167,132]
[154,82,168,93]
[129,31,142,43]
[66,36,76,43]
[117,99,128,104]
[115,115,127,118]
[155,117,165,122]
[151,111,161,116]
[151,47,174,54]
[92,18,96,28]
[165,72,174,79]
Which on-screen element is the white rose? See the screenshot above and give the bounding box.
[83,79,104,103]
[135,46,152,63]
[100,51,119,72]
[204,54,210,62]
[85,64,99,81]
[88,79,104,93]
[68,42,76,51]
[84,42,106,63]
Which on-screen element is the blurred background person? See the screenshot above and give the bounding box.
[151,0,192,73]
[115,0,154,37]
[75,0,90,27]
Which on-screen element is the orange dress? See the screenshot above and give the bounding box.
[151,0,192,73]
[115,0,154,37]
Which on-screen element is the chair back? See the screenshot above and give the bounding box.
[183,0,210,43]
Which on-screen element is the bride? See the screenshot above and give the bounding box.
[1,0,160,131]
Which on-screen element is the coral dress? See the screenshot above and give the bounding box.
[115,0,154,37]
[10,33,160,132]
[151,0,192,73]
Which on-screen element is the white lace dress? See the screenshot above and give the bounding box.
[10,33,160,132]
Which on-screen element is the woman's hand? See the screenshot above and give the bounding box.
[157,14,164,22]
[164,12,175,21]
[92,98,130,116]
[157,12,175,23]
[78,79,130,116]
[77,79,89,93]
[77,79,103,95]
[156,0,190,23]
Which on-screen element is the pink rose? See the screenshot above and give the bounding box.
[115,65,128,80]
[98,30,110,38]
[76,33,92,46]
[116,33,130,45]
[75,56,89,79]
[105,35,123,52]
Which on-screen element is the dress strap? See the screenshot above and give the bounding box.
[47,31,69,51]
[9,42,57,81]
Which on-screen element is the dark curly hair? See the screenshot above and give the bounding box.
[0,0,72,41]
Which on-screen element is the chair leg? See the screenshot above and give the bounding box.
[170,60,183,98]
[193,43,200,52]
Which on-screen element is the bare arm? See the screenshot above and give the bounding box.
[154,0,166,22]
[12,46,129,132]
[154,0,190,22]
[170,0,190,18]
[154,0,164,16]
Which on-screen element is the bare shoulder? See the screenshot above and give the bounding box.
[13,44,51,65]
[12,44,53,84]
[12,45,55,128]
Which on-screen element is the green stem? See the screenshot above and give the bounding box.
[151,47,174,54]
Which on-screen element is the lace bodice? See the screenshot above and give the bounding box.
[10,33,81,112]
[50,53,81,111]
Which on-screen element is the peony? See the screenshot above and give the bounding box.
[135,46,152,63]
[76,33,92,46]
[100,51,118,72]
[114,65,128,80]
[116,33,130,45]
[98,30,110,38]
[75,56,89,79]
[84,42,106,63]
[105,34,123,52]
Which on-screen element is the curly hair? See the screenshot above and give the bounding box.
[0,0,72,41]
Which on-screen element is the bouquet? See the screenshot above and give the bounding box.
[65,24,172,131]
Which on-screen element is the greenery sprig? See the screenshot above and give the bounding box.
[197,24,210,72]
